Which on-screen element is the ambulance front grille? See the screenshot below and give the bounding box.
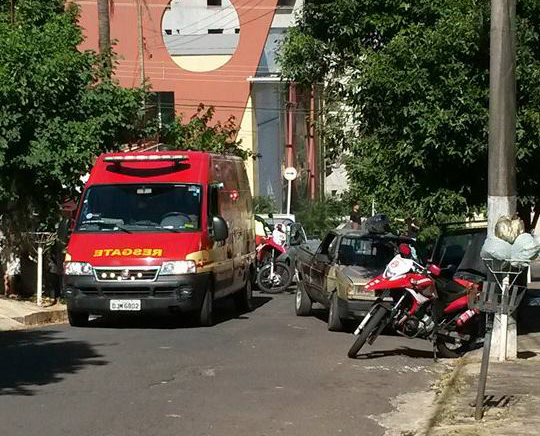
[94,267,159,282]
[80,287,177,298]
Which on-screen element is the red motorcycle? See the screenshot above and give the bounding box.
[348,244,482,359]
[256,237,292,294]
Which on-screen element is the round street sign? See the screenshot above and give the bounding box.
[283,167,298,181]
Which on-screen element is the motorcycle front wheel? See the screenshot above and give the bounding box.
[256,261,293,294]
[347,306,387,359]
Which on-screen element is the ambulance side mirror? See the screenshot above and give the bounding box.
[212,216,229,242]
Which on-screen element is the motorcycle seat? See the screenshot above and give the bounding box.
[435,276,468,303]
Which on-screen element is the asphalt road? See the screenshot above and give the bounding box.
[0,292,437,436]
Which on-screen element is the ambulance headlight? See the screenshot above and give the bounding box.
[160,260,196,275]
[64,262,93,276]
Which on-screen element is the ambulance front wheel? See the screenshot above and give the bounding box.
[198,287,214,327]
[68,310,89,327]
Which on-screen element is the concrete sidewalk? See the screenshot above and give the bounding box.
[417,334,540,436]
[0,297,67,331]
[419,311,540,436]
[374,310,540,436]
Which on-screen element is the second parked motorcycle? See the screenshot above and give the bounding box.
[347,244,482,359]
[255,239,293,294]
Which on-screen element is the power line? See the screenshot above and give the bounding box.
[142,100,349,115]
[149,7,274,51]
[115,67,280,80]
[162,1,243,38]
[78,1,281,10]
[117,60,279,74]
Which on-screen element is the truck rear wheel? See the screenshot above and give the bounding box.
[68,310,89,327]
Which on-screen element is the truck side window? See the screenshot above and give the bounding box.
[208,185,219,217]
[318,234,337,256]
[328,237,338,260]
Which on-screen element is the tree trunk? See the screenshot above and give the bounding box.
[97,0,112,73]
[10,0,15,25]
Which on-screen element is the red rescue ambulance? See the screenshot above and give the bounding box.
[62,151,256,326]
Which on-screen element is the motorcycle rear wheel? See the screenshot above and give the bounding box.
[257,262,293,294]
[435,333,477,358]
[347,306,387,358]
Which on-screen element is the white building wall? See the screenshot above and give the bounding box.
[163,0,239,35]
[270,0,303,28]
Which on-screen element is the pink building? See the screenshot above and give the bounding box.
[76,0,320,207]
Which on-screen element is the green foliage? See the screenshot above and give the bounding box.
[280,0,540,224]
[159,104,253,160]
[253,196,276,215]
[0,1,146,256]
[295,198,348,239]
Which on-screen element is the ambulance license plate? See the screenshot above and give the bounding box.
[110,300,141,311]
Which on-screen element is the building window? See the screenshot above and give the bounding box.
[208,28,224,34]
[235,28,240,34]
[147,92,175,128]
[207,0,222,6]
[164,29,172,35]
[276,0,295,14]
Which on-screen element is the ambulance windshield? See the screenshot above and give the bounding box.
[76,184,202,232]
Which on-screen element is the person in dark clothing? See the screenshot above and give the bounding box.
[406,219,420,239]
[350,204,362,229]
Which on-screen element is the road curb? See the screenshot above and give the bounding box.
[13,308,68,326]
[422,357,467,433]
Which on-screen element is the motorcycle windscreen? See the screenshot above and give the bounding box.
[384,255,414,278]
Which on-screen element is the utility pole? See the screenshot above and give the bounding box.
[137,0,145,87]
[487,0,517,360]
[97,0,112,73]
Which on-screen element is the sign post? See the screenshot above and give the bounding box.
[283,167,297,217]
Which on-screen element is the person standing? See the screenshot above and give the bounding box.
[349,204,362,229]
[3,254,20,297]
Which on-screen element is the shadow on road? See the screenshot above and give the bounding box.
[517,350,538,359]
[351,346,433,360]
[312,308,329,324]
[86,295,273,330]
[0,330,107,396]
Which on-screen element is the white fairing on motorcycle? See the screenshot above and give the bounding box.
[383,255,430,304]
[404,287,431,304]
[384,255,414,279]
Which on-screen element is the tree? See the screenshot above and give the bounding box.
[279,0,540,227]
[159,104,253,160]
[253,196,276,214]
[0,0,146,258]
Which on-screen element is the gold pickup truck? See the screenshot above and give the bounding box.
[294,229,415,331]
